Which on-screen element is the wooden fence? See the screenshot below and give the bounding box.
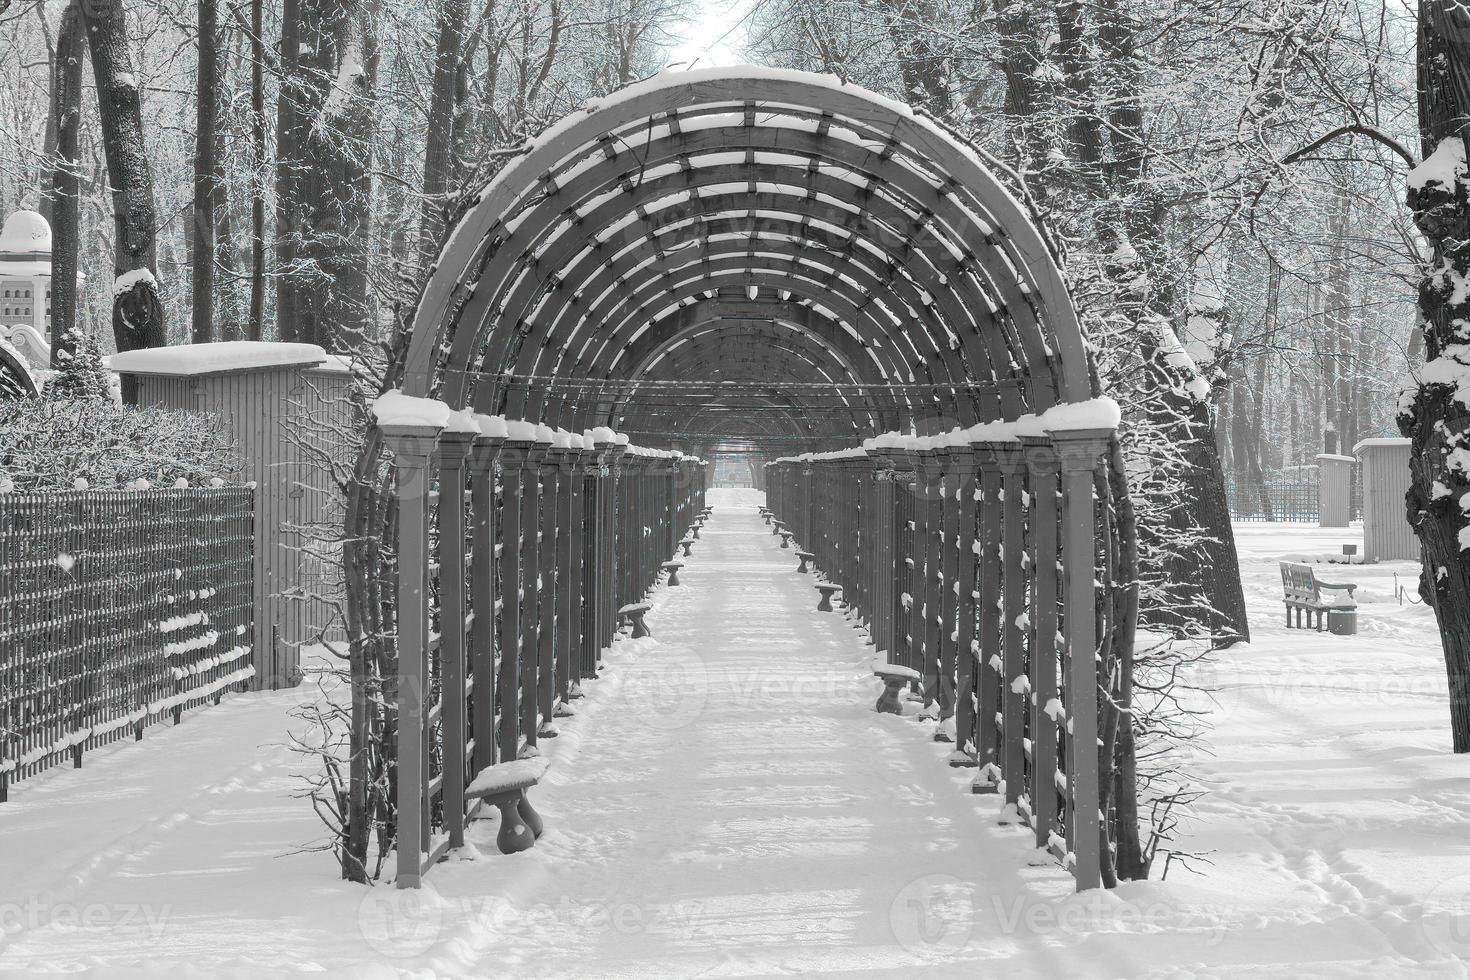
[767,430,1113,891]
[382,421,706,887]
[0,488,255,799]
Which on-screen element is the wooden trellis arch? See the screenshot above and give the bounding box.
[379,68,1130,893]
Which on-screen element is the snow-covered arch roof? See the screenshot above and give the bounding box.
[404,67,1096,451]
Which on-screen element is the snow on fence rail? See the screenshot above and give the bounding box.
[0,487,255,799]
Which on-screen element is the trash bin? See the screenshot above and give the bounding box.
[1327,609,1357,636]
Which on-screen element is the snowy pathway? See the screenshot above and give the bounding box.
[5,499,1470,978]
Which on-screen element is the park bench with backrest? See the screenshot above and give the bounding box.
[1279,561,1357,631]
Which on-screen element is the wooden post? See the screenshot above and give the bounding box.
[520,439,547,754]
[558,442,582,700]
[435,429,475,849]
[497,439,531,763]
[1052,428,1111,891]
[381,422,441,889]
[536,444,559,737]
[952,446,978,762]
[998,445,1027,806]
[467,429,504,773]
[972,444,1005,790]
[1022,436,1061,846]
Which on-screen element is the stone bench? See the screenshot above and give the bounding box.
[760,509,773,526]
[778,530,793,549]
[794,550,815,573]
[661,560,684,586]
[678,536,695,557]
[466,757,550,854]
[873,663,921,714]
[816,583,841,612]
[771,518,785,537]
[618,601,653,638]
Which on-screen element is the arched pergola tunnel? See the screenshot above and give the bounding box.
[364,68,1133,894]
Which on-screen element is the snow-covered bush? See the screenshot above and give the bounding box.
[45,329,114,402]
[0,399,240,490]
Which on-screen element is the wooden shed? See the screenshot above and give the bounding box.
[1353,437,1418,562]
[111,342,341,688]
[1316,453,1354,527]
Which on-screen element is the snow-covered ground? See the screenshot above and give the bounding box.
[1,500,1466,978]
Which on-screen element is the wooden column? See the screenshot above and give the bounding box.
[435,429,475,849]
[496,440,531,762]
[972,444,1005,790]
[467,430,504,773]
[952,446,979,764]
[1022,436,1061,847]
[560,443,584,698]
[872,459,896,657]
[536,444,560,736]
[381,422,440,889]
[998,444,1027,806]
[519,440,546,753]
[1052,428,1111,891]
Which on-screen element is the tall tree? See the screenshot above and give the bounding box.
[275,0,375,352]
[81,0,165,399]
[47,0,84,368]
[192,0,222,344]
[420,0,469,262]
[1402,1,1470,752]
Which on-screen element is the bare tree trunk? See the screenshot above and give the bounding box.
[249,0,265,341]
[192,0,222,344]
[1402,2,1470,752]
[36,3,59,227]
[48,0,84,368]
[82,0,165,400]
[420,0,468,262]
[275,0,374,352]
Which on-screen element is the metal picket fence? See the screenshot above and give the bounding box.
[0,488,255,798]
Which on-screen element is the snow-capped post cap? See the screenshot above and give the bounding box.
[475,414,510,440]
[443,408,481,436]
[590,425,616,445]
[1039,397,1122,434]
[532,423,555,444]
[504,419,539,442]
[371,390,452,431]
[110,341,329,377]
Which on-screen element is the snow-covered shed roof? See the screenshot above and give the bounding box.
[110,342,329,377]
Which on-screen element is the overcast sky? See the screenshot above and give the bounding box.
[666,0,758,69]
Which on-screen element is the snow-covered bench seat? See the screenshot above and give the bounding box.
[1279,561,1357,631]
[466,757,549,854]
[794,550,815,573]
[661,560,684,586]
[873,663,920,714]
[619,601,652,638]
[816,583,841,612]
[678,536,695,557]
